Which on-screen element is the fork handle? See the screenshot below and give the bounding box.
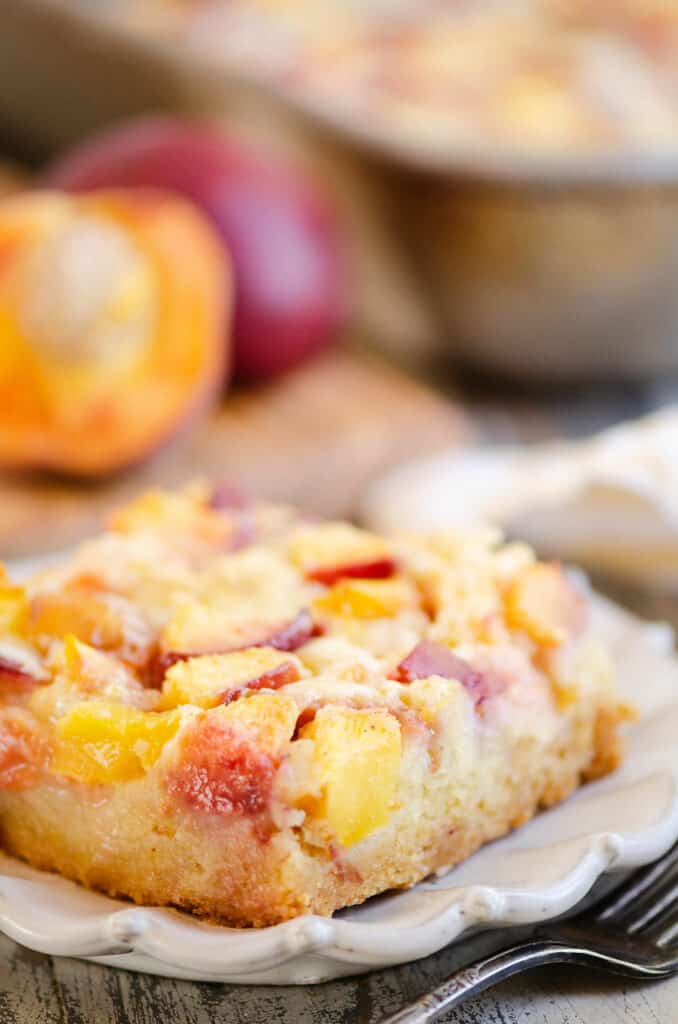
[377,939,580,1024]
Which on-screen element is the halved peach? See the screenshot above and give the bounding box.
[0,189,229,475]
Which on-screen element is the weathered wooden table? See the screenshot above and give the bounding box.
[3,377,678,1023]
[3,924,677,1024]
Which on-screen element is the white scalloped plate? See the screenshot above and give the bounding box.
[0,593,676,984]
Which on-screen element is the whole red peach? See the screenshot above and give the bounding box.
[46,117,346,381]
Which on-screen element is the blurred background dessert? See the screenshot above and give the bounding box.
[0,0,677,568]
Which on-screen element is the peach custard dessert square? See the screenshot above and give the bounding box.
[0,484,625,926]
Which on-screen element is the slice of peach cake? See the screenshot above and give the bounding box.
[0,484,625,925]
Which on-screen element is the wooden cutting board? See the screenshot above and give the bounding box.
[0,350,468,558]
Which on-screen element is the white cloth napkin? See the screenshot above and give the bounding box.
[362,406,678,588]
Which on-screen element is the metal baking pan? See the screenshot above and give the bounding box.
[3,0,678,382]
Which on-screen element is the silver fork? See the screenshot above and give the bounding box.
[378,842,678,1024]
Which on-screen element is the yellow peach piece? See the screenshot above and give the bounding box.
[212,692,299,754]
[110,486,229,548]
[289,523,391,576]
[160,599,266,655]
[51,701,181,783]
[161,647,300,710]
[31,637,150,723]
[313,579,413,620]
[28,589,108,647]
[26,585,153,669]
[505,563,583,648]
[301,706,401,847]
[0,584,28,637]
[400,676,459,727]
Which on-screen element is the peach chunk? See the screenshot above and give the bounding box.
[110,487,238,552]
[216,692,299,753]
[0,654,40,696]
[0,707,50,789]
[505,563,586,647]
[313,578,414,620]
[263,611,319,651]
[289,523,395,584]
[0,655,34,681]
[153,609,317,685]
[27,584,154,668]
[390,640,506,708]
[165,693,297,816]
[51,701,181,784]
[30,636,150,724]
[161,647,301,709]
[300,706,402,847]
[0,584,28,637]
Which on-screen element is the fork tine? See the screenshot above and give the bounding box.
[651,917,678,948]
[635,885,678,946]
[595,843,678,925]
[626,879,678,935]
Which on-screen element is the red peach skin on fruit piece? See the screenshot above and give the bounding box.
[221,661,300,705]
[306,558,397,586]
[151,610,318,685]
[391,641,507,708]
[45,117,345,382]
[164,715,276,817]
